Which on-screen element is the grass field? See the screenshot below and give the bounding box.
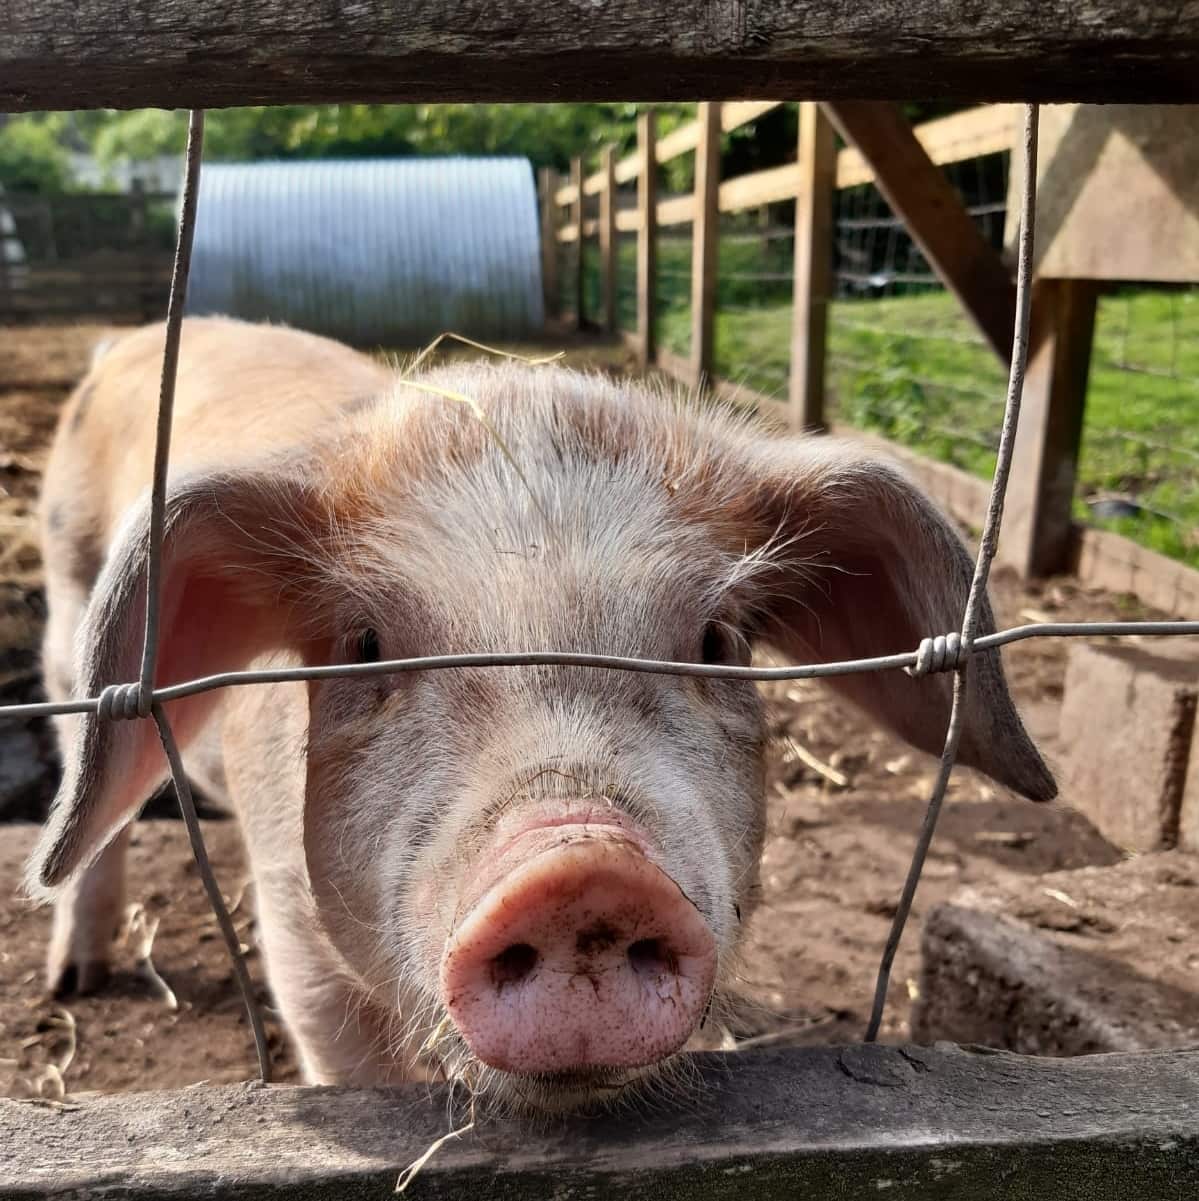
[592,234,1199,568]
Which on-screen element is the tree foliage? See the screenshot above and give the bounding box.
[2,101,963,195]
[0,117,73,193]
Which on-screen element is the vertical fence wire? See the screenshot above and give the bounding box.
[131,109,273,1084]
[864,104,1039,1042]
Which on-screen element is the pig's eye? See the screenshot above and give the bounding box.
[355,628,382,664]
[700,622,748,666]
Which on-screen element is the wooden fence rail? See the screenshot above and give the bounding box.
[4,1043,1198,1198]
[5,3,1199,109]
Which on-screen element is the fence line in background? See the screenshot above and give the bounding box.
[0,188,176,322]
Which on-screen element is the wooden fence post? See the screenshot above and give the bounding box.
[0,205,10,319]
[571,155,585,329]
[789,101,836,432]
[538,167,560,322]
[600,144,617,333]
[1001,278,1099,577]
[129,179,152,322]
[636,110,658,371]
[689,101,721,387]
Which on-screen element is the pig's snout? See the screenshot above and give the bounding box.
[440,833,716,1074]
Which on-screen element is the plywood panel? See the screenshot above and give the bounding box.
[1006,105,1199,283]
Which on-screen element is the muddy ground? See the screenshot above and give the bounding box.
[0,321,1150,1100]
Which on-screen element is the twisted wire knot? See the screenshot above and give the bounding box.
[97,682,151,721]
[906,632,969,678]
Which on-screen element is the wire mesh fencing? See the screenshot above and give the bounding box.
[6,105,1199,1090]
[831,155,1199,568]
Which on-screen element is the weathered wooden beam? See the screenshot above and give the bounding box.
[570,155,585,330]
[689,102,722,387]
[1000,279,1099,577]
[599,145,618,333]
[4,1045,1199,1198]
[789,103,836,432]
[822,101,1017,364]
[636,111,658,372]
[5,4,1199,109]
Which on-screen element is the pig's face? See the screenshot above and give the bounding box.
[301,421,774,1107]
[33,362,1055,1114]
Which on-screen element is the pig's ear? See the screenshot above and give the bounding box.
[747,439,1055,802]
[30,470,329,894]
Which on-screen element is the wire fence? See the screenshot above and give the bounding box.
[8,105,1199,1091]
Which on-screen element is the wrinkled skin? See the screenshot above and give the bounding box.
[30,318,1054,1112]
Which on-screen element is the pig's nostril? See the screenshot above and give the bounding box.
[627,937,678,979]
[491,942,538,988]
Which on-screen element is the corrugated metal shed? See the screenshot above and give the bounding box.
[186,157,544,346]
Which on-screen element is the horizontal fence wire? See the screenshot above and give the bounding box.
[14,102,1199,1092]
[2,622,1197,724]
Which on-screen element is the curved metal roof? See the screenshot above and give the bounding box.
[187,157,543,345]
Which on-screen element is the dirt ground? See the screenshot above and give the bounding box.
[0,321,1152,1100]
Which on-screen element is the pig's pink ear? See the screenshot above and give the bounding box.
[749,440,1055,802]
[30,470,329,895]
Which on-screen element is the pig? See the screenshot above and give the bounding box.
[28,316,1054,1112]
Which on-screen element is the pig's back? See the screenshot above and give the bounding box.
[49,317,390,544]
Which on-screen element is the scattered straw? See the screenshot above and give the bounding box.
[401,331,563,378]
[782,737,849,789]
[45,1008,76,1077]
[122,903,178,1011]
[394,1098,477,1193]
[418,1015,454,1059]
[393,331,566,526]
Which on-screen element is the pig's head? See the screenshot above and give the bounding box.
[31,363,1054,1111]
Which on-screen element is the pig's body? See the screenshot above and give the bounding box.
[40,320,409,1079]
[32,317,1054,1111]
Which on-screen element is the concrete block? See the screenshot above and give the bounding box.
[1059,642,1197,852]
[912,853,1199,1055]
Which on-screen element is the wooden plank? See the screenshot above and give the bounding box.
[788,103,835,432]
[836,104,1021,188]
[538,167,560,320]
[599,101,781,193]
[599,145,618,332]
[615,210,642,233]
[822,101,1018,363]
[689,102,721,387]
[9,6,1199,110]
[636,110,658,371]
[5,1045,1199,1198]
[1000,279,1099,577]
[570,156,585,329]
[1007,104,1199,284]
[656,194,696,227]
[654,100,782,166]
[717,163,802,213]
